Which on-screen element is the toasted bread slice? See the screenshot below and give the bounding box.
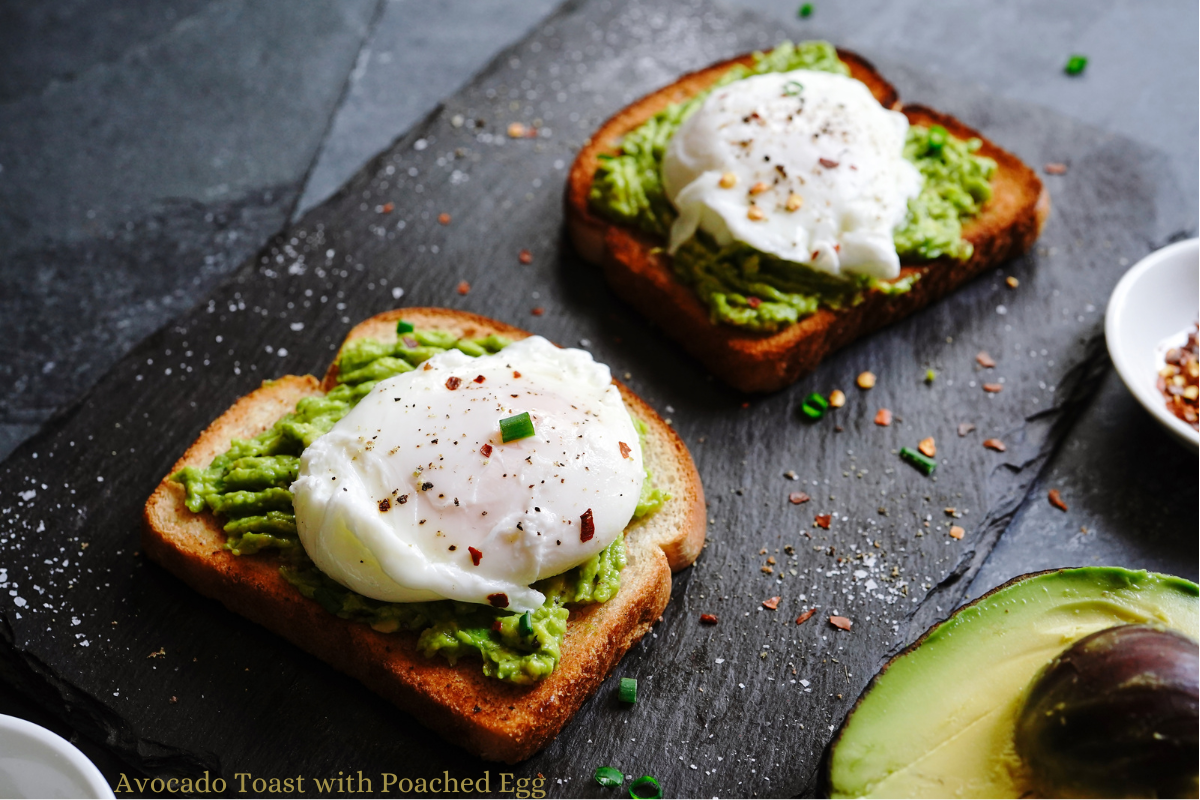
[566,49,1049,393]
[143,308,706,762]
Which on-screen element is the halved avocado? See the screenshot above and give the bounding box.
[826,567,1199,798]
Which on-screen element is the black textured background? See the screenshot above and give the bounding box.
[1,0,1197,797]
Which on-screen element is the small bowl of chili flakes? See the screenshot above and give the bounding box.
[1106,238,1199,451]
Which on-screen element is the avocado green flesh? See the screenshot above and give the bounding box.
[828,568,1199,799]
[170,330,669,684]
[587,40,996,333]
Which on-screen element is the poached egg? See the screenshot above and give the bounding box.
[292,336,644,613]
[662,68,922,280]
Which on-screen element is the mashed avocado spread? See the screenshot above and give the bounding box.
[588,40,996,332]
[172,328,669,684]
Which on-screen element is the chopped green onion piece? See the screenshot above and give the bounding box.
[594,766,624,788]
[783,80,804,97]
[800,392,829,420]
[518,611,534,638]
[618,677,638,704]
[927,124,947,155]
[499,412,535,443]
[899,446,937,476]
[1064,55,1088,76]
[396,320,414,334]
[629,775,662,799]
[798,2,813,18]
[925,368,937,384]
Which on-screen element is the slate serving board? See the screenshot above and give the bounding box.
[0,0,1192,796]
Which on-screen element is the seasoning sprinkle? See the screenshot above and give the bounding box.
[918,437,936,457]
[957,422,975,437]
[445,376,462,390]
[579,508,595,542]
[856,371,876,389]
[829,615,852,631]
[437,212,451,225]
[1044,163,1068,175]
[786,193,804,211]
[1048,489,1068,512]
[828,389,846,408]
[747,205,766,221]
[518,249,533,264]
[699,613,718,625]
[983,438,1007,452]
[619,441,632,459]
[762,596,781,610]
[949,526,965,540]
[874,408,893,426]
[719,171,737,188]
[468,547,483,566]
[789,492,810,505]
[795,608,817,625]
[815,513,831,529]
[456,281,470,295]
[976,351,996,368]
[983,383,1004,393]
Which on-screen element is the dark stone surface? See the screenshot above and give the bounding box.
[1,0,1195,797]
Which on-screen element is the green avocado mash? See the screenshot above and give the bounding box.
[171,328,668,683]
[587,40,997,333]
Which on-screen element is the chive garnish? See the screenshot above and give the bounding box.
[798,2,814,18]
[925,368,937,384]
[800,392,830,420]
[1064,55,1088,76]
[594,766,624,788]
[629,775,662,799]
[899,446,937,476]
[618,677,638,704]
[783,80,805,97]
[499,412,535,442]
[396,320,414,334]
[518,611,534,638]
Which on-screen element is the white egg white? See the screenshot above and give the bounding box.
[291,336,644,612]
[662,69,922,280]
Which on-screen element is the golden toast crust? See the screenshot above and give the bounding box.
[142,308,706,762]
[565,49,1049,393]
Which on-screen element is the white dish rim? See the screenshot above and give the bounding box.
[0,714,115,799]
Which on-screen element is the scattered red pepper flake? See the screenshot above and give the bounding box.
[976,351,996,368]
[700,613,718,625]
[1006,276,1019,289]
[491,619,504,632]
[1044,162,1068,175]
[468,547,483,566]
[918,437,936,457]
[518,249,533,264]
[819,157,840,169]
[829,615,852,631]
[507,122,527,138]
[874,408,893,426]
[378,498,391,513]
[445,376,462,390]
[957,422,975,437]
[760,565,774,574]
[983,383,1003,393]
[747,296,762,309]
[456,281,470,295]
[380,202,394,214]
[795,608,817,625]
[473,374,486,383]
[789,491,810,505]
[619,441,632,459]
[487,593,508,608]
[1048,489,1068,511]
[531,306,544,316]
[741,401,751,409]
[983,438,1007,452]
[480,443,493,458]
[762,596,781,610]
[513,370,521,378]
[949,525,965,540]
[579,508,595,542]
[815,513,831,529]
[438,212,451,225]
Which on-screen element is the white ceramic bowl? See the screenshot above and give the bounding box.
[0,715,114,799]
[1106,238,1200,451]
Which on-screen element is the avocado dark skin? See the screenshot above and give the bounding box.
[1015,624,1199,798]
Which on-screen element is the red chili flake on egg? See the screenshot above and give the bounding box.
[819,157,840,168]
[619,441,632,459]
[446,376,462,390]
[468,547,483,566]
[513,371,521,378]
[473,374,486,383]
[487,593,508,608]
[480,443,493,458]
[579,509,595,542]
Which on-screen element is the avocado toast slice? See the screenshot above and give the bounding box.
[142,308,706,762]
[566,46,1049,393]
